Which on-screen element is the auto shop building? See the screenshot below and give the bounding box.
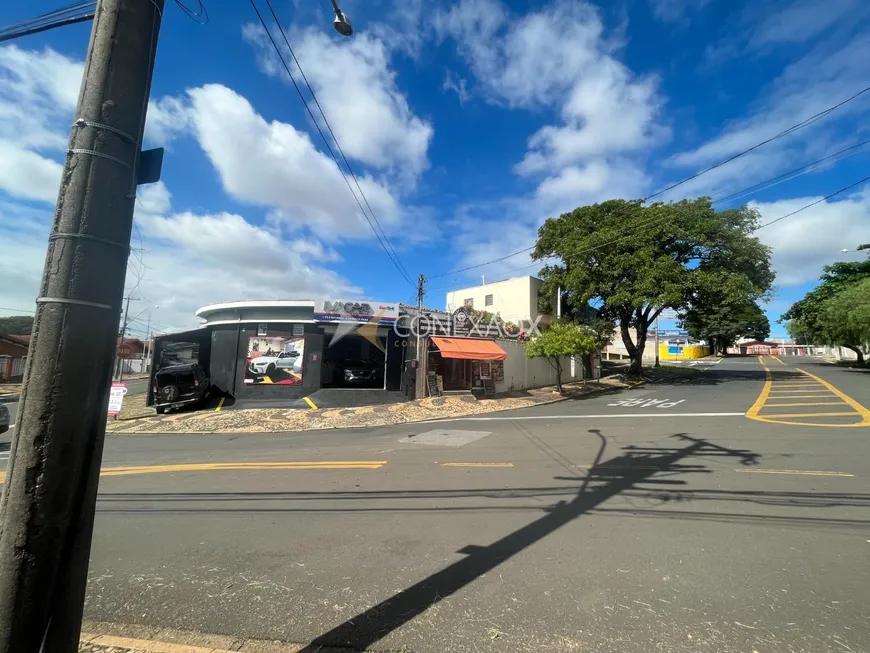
[148,299,405,404]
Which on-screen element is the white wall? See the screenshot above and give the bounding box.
[495,339,592,392]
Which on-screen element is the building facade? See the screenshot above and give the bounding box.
[445,276,557,330]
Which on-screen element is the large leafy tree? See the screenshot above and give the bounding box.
[533,198,774,375]
[682,299,770,354]
[524,322,597,393]
[816,278,870,364]
[780,251,870,361]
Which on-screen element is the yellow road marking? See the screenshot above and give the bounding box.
[215,396,225,412]
[763,394,836,399]
[99,461,387,477]
[796,367,870,420]
[262,376,273,384]
[764,401,846,407]
[746,360,870,427]
[768,385,824,390]
[745,363,772,419]
[303,395,318,410]
[771,356,786,364]
[441,462,514,468]
[760,411,858,418]
[82,633,232,653]
[736,468,854,477]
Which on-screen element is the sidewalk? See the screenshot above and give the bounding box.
[105,378,629,435]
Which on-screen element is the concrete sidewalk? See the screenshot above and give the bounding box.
[105,379,628,435]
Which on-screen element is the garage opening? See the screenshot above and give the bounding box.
[320,326,388,389]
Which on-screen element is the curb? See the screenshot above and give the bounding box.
[81,621,375,652]
[105,382,633,436]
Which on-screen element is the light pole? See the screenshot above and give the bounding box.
[330,0,353,35]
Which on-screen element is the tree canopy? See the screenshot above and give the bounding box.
[524,322,597,393]
[682,299,770,354]
[533,198,774,374]
[781,251,870,363]
[0,315,34,336]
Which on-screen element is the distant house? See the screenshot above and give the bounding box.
[0,334,30,383]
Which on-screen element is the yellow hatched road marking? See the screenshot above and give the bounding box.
[763,394,836,399]
[764,401,846,407]
[303,395,318,410]
[746,360,870,427]
[214,396,225,412]
[771,356,786,364]
[760,411,858,418]
[736,468,853,477]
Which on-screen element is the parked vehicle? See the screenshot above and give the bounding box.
[0,401,9,434]
[152,363,210,414]
[248,350,301,376]
[337,359,382,386]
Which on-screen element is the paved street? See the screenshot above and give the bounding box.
[2,356,869,652]
[0,377,148,436]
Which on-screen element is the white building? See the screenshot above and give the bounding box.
[445,276,557,330]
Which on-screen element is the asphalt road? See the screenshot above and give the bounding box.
[3,356,870,652]
[0,377,148,433]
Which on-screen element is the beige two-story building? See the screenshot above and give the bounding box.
[445,276,557,330]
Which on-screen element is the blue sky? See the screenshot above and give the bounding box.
[2,0,870,338]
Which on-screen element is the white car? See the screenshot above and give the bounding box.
[249,351,302,376]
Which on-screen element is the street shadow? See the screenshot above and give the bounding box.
[281,432,760,652]
[0,441,9,452]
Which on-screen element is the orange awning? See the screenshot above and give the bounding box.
[431,336,507,361]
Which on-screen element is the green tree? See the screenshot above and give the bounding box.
[524,322,597,393]
[534,198,774,375]
[0,315,34,335]
[682,299,770,354]
[780,250,870,359]
[813,278,870,364]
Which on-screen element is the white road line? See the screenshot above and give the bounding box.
[424,412,744,423]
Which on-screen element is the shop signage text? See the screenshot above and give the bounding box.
[314,299,398,324]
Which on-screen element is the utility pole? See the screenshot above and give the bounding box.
[0,1,164,651]
[416,273,426,399]
[117,295,132,383]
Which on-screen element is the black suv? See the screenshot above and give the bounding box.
[152,363,210,414]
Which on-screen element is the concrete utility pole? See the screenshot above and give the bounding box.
[0,1,164,651]
[416,273,426,398]
[116,294,132,382]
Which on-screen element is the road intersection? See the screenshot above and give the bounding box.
[2,356,869,652]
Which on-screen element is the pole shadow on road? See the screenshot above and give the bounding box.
[290,432,763,652]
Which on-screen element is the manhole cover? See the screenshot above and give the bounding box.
[399,429,492,447]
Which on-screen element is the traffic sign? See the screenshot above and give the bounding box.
[116,343,134,359]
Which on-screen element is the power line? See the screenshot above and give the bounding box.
[0,2,96,43]
[426,84,870,280]
[711,138,870,206]
[263,0,413,286]
[755,174,870,230]
[248,0,413,287]
[644,84,870,202]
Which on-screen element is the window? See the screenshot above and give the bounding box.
[464,298,474,308]
[485,294,493,307]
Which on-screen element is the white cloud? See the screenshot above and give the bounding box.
[442,70,470,105]
[144,95,193,147]
[750,186,870,286]
[649,0,710,24]
[243,25,432,184]
[185,83,402,241]
[705,0,868,63]
[0,141,62,203]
